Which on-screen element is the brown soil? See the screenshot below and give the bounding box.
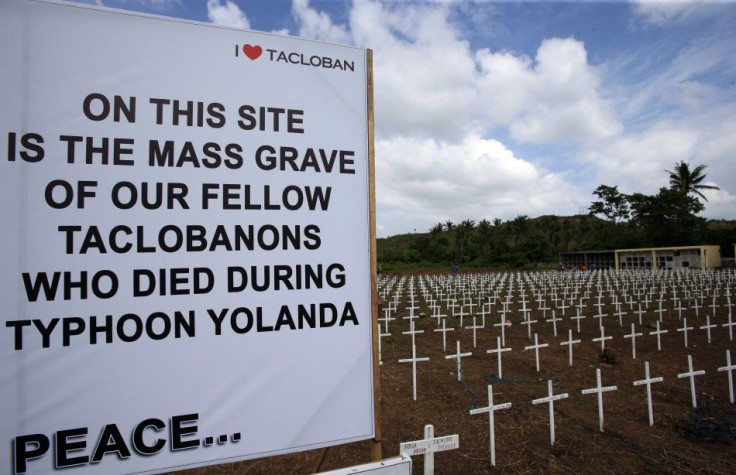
[183,270,736,474]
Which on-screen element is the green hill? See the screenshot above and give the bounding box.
[377,216,736,270]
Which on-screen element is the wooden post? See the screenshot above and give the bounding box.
[366,48,382,463]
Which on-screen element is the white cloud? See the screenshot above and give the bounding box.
[347,2,621,145]
[632,0,710,26]
[476,38,622,143]
[349,0,479,142]
[291,0,351,43]
[376,134,583,236]
[207,0,250,29]
[580,122,699,195]
[283,0,735,235]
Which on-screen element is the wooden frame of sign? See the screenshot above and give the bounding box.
[313,49,381,472]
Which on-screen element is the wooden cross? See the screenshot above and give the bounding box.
[378,330,390,365]
[521,316,538,339]
[673,299,686,320]
[677,354,705,409]
[532,380,569,446]
[633,303,646,325]
[677,317,693,348]
[571,309,586,333]
[493,314,511,347]
[445,340,472,382]
[524,333,548,372]
[400,424,459,475]
[692,298,701,317]
[469,384,512,466]
[717,349,736,404]
[405,317,425,351]
[709,296,719,316]
[614,303,627,327]
[592,324,613,351]
[398,341,430,401]
[654,300,667,322]
[547,310,561,337]
[632,361,664,426]
[486,336,512,380]
[623,323,643,359]
[721,308,736,341]
[433,318,454,353]
[699,314,716,344]
[559,328,581,366]
[648,320,667,351]
[581,368,617,432]
[466,316,484,348]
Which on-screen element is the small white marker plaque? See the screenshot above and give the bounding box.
[400,425,459,475]
[400,434,460,456]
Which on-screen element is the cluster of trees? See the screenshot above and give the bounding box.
[589,161,720,246]
[378,162,733,269]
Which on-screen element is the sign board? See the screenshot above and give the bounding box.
[399,434,459,456]
[318,456,412,475]
[0,0,374,473]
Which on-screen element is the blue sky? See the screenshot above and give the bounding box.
[70,0,736,236]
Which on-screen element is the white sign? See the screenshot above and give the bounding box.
[318,456,412,475]
[0,1,374,474]
[399,434,459,456]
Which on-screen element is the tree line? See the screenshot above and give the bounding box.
[378,162,734,269]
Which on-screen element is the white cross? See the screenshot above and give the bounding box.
[400,424,458,475]
[456,306,467,327]
[614,303,627,327]
[532,380,569,446]
[378,330,390,366]
[445,340,472,382]
[466,316,484,348]
[699,314,716,344]
[538,301,550,319]
[402,318,424,339]
[559,328,581,366]
[380,307,394,333]
[654,301,667,322]
[521,317,538,339]
[692,298,701,317]
[710,296,719,316]
[524,333,549,372]
[433,318,454,353]
[547,310,561,337]
[493,315,511,347]
[571,309,586,333]
[432,307,446,326]
[673,300,686,320]
[634,303,645,325]
[581,368,618,432]
[469,384,512,466]
[592,324,613,351]
[398,342,430,401]
[486,337,512,380]
[677,317,693,348]
[632,361,664,426]
[677,354,706,409]
[648,321,668,351]
[717,349,736,404]
[623,323,643,359]
[723,307,735,341]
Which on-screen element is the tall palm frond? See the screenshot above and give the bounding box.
[665,161,720,201]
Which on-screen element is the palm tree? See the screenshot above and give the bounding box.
[665,161,720,201]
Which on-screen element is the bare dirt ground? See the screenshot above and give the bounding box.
[183,270,736,474]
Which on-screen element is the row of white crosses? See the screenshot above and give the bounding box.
[384,274,736,338]
[379,271,735,363]
[466,351,736,467]
[382,271,736,468]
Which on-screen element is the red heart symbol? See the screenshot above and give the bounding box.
[242,44,262,60]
